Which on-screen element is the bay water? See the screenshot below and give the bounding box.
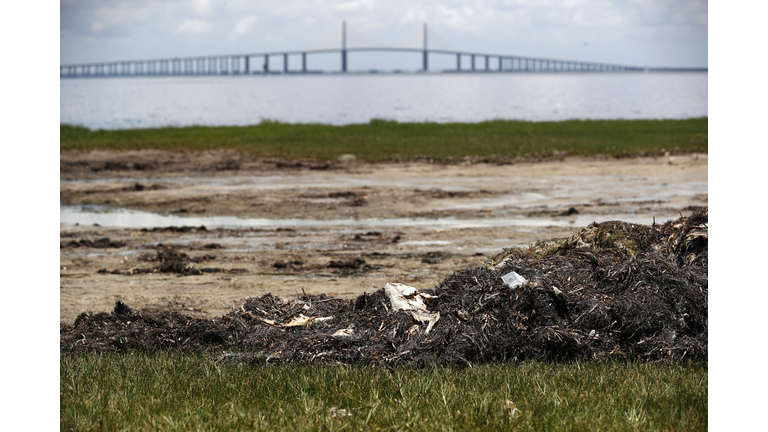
[60,72,707,130]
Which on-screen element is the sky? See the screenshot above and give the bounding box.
[60,0,708,69]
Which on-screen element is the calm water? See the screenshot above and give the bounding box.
[60,205,669,230]
[60,73,707,130]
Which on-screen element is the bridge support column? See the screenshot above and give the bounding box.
[457,54,461,71]
[284,53,288,73]
[485,55,489,71]
[471,55,475,71]
[302,53,306,73]
[342,21,347,72]
[245,56,249,74]
[422,23,428,72]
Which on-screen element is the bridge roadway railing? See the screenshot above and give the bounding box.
[59,47,705,78]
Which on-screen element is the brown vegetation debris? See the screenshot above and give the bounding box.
[62,210,708,366]
[98,248,243,276]
[61,237,126,249]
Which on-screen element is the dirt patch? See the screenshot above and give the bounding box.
[61,211,707,365]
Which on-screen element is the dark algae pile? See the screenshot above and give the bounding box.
[61,210,707,366]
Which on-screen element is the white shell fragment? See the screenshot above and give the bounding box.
[384,282,440,334]
[501,271,528,289]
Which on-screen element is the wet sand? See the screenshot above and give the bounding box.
[60,151,707,324]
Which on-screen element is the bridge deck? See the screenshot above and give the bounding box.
[60,47,707,78]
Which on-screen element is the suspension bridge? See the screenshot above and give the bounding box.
[60,22,707,78]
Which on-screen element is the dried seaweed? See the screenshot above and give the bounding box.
[62,210,708,365]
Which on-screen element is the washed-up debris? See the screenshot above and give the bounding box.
[140,226,207,233]
[332,325,356,338]
[500,271,527,289]
[273,260,304,270]
[505,400,521,417]
[384,283,440,334]
[61,237,126,249]
[258,314,333,328]
[330,407,352,418]
[61,210,708,365]
[97,248,245,276]
[327,258,366,269]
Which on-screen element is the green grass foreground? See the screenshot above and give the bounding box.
[60,352,707,431]
[60,118,707,162]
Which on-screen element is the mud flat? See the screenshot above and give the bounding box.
[60,151,707,325]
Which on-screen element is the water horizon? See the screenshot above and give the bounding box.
[61,72,707,130]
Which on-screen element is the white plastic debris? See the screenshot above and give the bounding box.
[330,407,352,418]
[332,325,355,339]
[384,283,440,334]
[385,282,436,311]
[501,271,527,289]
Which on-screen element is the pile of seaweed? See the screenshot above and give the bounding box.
[97,247,245,276]
[61,210,707,365]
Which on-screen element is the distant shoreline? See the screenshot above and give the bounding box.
[61,118,707,162]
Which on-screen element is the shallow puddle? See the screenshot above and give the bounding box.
[60,205,673,230]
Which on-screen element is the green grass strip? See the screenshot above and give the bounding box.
[61,118,707,162]
[61,352,707,431]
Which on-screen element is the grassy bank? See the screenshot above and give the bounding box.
[60,118,707,162]
[60,352,706,431]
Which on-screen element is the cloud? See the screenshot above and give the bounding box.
[334,0,377,12]
[61,1,153,38]
[438,5,477,31]
[399,9,427,25]
[230,15,256,38]
[176,19,210,35]
[192,0,214,15]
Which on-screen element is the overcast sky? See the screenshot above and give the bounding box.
[61,0,707,69]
